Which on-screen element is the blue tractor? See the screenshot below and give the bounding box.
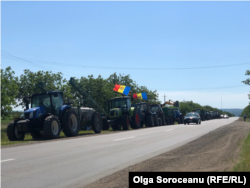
[7,91,80,140]
[7,78,104,141]
[172,108,184,124]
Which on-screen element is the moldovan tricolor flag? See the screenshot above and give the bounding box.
[113,84,131,95]
[133,93,148,100]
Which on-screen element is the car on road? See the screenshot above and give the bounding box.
[184,112,201,125]
[220,114,224,118]
[224,114,229,119]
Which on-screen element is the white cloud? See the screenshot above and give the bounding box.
[157,91,249,109]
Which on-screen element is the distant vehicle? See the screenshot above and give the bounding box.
[184,112,201,125]
[224,114,229,119]
[220,115,224,118]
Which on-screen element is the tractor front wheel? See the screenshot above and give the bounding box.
[44,115,61,139]
[62,108,80,137]
[7,121,25,141]
[102,116,109,130]
[158,118,162,126]
[122,114,130,130]
[154,115,159,126]
[146,115,154,127]
[162,114,166,125]
[91,112,102,133]
[131,109,140,129]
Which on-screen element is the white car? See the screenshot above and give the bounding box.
[224,114,228,119]
[220,115,224,118]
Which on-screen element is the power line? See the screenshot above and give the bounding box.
[1,50,248,92]
[1,51,83,77]
[2,50,250,70]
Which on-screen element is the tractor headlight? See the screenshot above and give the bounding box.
[29,111,33,118]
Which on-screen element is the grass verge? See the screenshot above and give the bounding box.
[233,131,250,171]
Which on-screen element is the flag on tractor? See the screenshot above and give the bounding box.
[113,84,131,95]
[133,92,148,100]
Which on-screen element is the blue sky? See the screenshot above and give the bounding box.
[1,1,250,110]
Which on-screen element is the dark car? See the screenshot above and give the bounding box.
[184,112,201,125]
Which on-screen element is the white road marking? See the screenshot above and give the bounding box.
[1,159,15,163]
[114,136,135,141]
[165,129,174,132]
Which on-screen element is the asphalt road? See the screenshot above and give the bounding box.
[1,117,238,188]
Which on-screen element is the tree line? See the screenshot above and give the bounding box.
[2,66,247,119]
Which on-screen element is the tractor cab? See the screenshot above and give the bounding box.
[24,91,64,120]
[172,108,181,118]
[108,96,131,118]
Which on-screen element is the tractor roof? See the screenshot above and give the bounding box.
[150,104,160,106]
[110,96,131,100]
[32,91,63,97]
[135,102,148,105]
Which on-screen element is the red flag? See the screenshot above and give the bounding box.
[133,93,138,99]
[113,84,120,92]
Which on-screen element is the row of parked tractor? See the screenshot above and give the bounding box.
[6,77,223,141]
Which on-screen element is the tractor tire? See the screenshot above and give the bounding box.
[180,115,184,124]
[140,121,144,128]
[171,118,174,125]
[154,115,159,126]
[31,131,44,140]
[116,124,121,131]
[91,112,102,133]
[178,118,181,124]
[166,118,169,125]
[102,116,109,130]
[111,124,116,131]
[7,121,25,141]
[162,114,166,125]
[146,115,154,127]
[158,118,162,126]
[62,108,80,137]
[43,115,61,139]
[122,114,130,130]
[131,109,140,129]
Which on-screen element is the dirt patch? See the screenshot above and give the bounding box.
[84,120,250,188]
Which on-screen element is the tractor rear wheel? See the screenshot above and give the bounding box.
[44,115,61,139]
[166,118,169,125]
[131,109,140,129]
[122,114,130,130]
[7,121,25,141]
[116,124,121,131]
[161,114,166,125]
[102,116,109,130]
[91,112,102,133]
[158,118,162,126]
[146,115,154,127]
[154,115,159,126]
[171,118,174,125]
[62,108,80,137]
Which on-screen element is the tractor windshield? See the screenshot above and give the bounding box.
[32,94,52,113]
[137,103,148,111]
[150,106,158,112]
[110,99,127,109]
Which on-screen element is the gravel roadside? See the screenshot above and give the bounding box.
[84,119,250,188]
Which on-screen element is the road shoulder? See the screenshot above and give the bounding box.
[84,120,250,188]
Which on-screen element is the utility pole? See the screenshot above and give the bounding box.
[164,94,166,103]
